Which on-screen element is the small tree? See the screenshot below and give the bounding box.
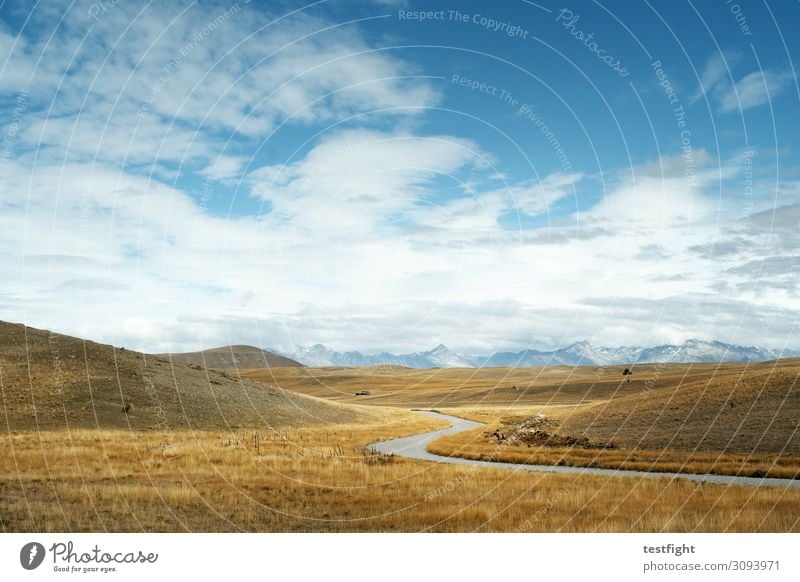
[622,368,633,383]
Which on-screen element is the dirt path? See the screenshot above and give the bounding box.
[368,410,800,488]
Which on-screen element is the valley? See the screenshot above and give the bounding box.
[2,322,799,532]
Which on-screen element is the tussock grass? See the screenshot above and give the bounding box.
[3,412,799,532]
[428,423,800,480]
[0,320,378,430]
[250,360,800,479]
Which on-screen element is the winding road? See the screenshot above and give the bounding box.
[369,410,800,488]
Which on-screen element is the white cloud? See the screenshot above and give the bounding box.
[690,51,732,105]
[586,150,720,227]
[249,129,489,236]
[2,3,798,354]
[720,70,792,113]
[690,53,790,114]
[3,1,439,170]
[201,155,248,182]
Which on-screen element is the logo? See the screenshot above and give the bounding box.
[20,542,46,570]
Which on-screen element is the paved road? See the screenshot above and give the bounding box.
[368,410,800,488]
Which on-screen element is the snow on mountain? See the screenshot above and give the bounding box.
[286,340,796,369]
[288,343,475,368]
[423,344,473,367]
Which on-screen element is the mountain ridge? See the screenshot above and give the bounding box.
[284,339,799,368]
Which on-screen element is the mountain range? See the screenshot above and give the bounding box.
[285,339,799,369]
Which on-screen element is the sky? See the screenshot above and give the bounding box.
[0,0,798,354]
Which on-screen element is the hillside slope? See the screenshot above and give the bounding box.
[0,321,375,431]
[557,361,800,454]
[158,345,304,369]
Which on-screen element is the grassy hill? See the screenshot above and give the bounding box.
[0,321,376,431]
[556,360,800,454]
[157,344,304,370]
[246,359,800,467]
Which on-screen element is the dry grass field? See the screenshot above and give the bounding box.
[428,424,800,480]
[245,359,800,479]
[0,321,373,430]
[426,361,800,479]
[239,359,799,410]
[3,321,800,532]
[3,417,800,532]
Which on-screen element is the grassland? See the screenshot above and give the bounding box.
[0,321,372,430]
[244,359,800,479]
[3,321,799,532]
[3,414,800,532]
[427,422,800,480]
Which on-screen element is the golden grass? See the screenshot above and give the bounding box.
[239,360,800,410]
[246,360,800,479]
[4,323,799,533]
[428,422,800,480]
[3,411,800,532]
[242,361,800,457]
[0,320,379,431]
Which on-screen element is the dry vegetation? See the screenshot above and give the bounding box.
[240,359,800,411]
[428,423,800,480]
[157,345,303,370]
[0,321,374,430]
[425,360,800,479]
[246,359,800,480]
[3,417,800,532]
[3,320,799,532]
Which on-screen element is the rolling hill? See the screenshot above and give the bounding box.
[0,321,374,431]
[242,359,800,455]
[157,344,304,370]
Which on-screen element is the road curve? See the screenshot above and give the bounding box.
[368,410,800,489]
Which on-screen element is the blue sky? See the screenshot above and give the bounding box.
[1,0,798,354]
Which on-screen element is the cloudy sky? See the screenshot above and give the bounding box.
[1,0,798,354]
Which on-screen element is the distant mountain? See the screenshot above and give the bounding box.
[478,340,792,367]
[159,345,304,369]
[286,340,798,369]
[289,343,473,368]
